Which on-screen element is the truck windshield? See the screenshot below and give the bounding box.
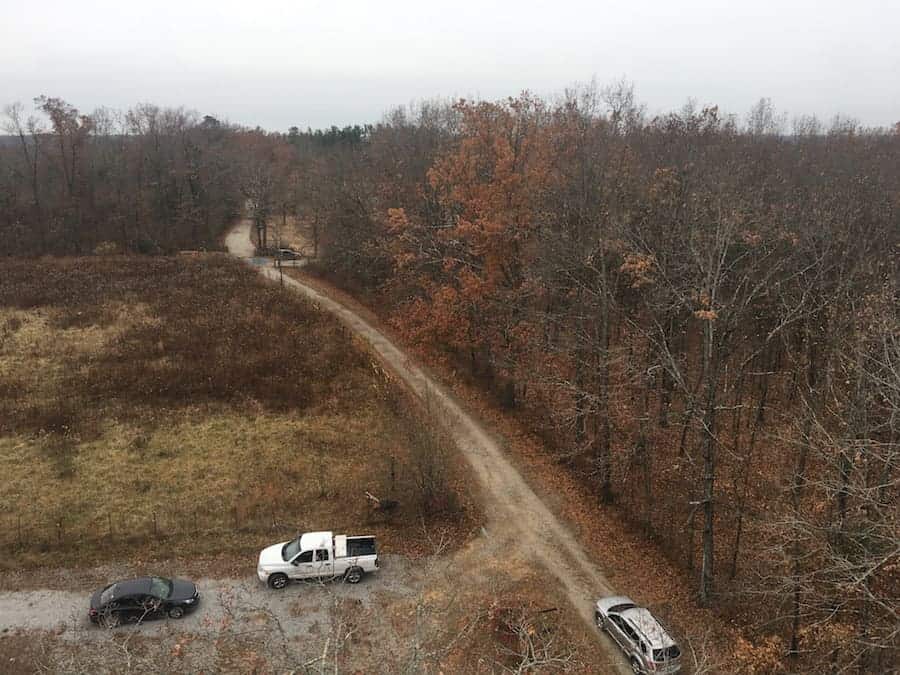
[282,539,301,561]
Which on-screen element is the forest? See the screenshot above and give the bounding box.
[2,88,898,672]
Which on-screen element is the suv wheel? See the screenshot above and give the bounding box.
[268,573,288,590]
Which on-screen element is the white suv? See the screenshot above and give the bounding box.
[595,596,681,674]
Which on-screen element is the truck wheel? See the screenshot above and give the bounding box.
[629,657,642,674]
[268,573,288,590]
[344,567,363,584]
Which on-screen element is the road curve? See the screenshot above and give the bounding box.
[227,220,631,673]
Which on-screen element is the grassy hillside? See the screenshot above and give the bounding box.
[0,255,479,569]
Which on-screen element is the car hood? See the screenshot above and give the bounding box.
[258,542,288,568]
[169,578,198,602]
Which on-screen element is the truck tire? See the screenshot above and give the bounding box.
[268,573,288,590]
[344,567,363,584]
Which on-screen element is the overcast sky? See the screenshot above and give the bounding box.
[2,0,898,131]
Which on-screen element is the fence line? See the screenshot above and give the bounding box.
[0,502,290,555]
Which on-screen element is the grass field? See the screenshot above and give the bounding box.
[0,255,479,569]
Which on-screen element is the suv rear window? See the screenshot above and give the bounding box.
[654,646,681,661]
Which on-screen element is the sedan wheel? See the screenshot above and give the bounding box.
[168,606,185,619]
[102,613,120,629]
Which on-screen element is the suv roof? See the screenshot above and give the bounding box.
[620,607,676,649]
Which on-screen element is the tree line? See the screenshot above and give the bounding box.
[291,89,899,672]
[0,98,256,254]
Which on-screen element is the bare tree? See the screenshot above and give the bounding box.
[495,606,576,673]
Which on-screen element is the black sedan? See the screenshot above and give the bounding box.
[89,576,200,627]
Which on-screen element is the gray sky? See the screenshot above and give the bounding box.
[2,0,898,131]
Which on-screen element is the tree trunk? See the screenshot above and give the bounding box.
[730,364,770,579]
[788,333,819,659]
[658,318,676,428]
[597,251,613,502]
[699,318,719,606]
[639,365,653,535]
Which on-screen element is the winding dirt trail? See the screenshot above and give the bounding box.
[227,220,630,673]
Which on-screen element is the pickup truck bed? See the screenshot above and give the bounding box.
[341,536,376,557]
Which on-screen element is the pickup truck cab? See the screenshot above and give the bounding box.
[257,531,379,589]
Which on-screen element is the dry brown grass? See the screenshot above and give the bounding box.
[0,631,44,674]
[0,255,480,569]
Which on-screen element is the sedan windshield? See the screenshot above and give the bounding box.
[149,577,173,599]
[282,539,301,561]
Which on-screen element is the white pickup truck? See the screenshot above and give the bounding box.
[257,531,379,589]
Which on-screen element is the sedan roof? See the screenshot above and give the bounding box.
[112,577,152,598]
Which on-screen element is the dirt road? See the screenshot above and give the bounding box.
[226,220,630,673]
